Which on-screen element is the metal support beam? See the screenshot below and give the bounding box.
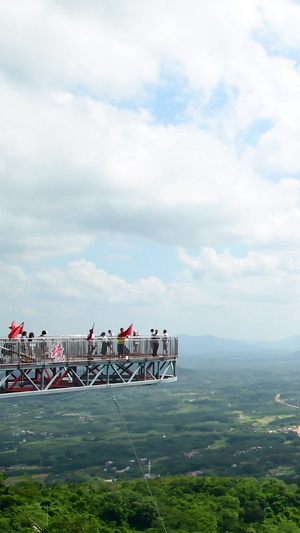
[0,357,177,397]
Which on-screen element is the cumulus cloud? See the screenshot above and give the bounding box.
[36,260,167,304]
[2,0,300,339]
[175,246,300,324]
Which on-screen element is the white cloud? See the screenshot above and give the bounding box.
[0,262,28,295]
[37,260,167,305]
[176,246,300,314]
[2,0,300,339]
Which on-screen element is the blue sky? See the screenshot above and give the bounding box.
[2,0,300,340]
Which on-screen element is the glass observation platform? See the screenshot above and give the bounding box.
[0,335,178,397]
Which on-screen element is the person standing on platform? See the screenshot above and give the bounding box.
[162,329,169,355]
[133,331,140,354]
[152,329,160,356]
[117,328,126,357]
[150,329,154,354]
[20,331,28,362]
[28,332,35,361]
[107,329,115,355]
[100,332,108,357]
[117,324,133,358]
[39,330,48,360]
[87,325,95,360]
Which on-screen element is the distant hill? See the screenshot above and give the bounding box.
[253,336,300,350]
[177,333,300,353]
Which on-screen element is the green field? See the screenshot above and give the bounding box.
[1,350,300,483]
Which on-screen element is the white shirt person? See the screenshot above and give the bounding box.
[162,329,169,355]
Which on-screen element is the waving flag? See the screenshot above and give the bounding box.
[119,323,133,337]
[8,322,24,339]
[8,321,16,332]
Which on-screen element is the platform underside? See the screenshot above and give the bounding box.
[0,355,177,397]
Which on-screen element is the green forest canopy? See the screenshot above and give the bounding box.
[2,473,300,532]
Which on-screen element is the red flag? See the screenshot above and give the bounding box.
[86,324,95,341]
[119,323,133,337]
[8,322,24,339]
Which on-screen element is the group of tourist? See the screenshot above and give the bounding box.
[150,329,169,356]
[86,327,170,358]
[2,330,48,362]
[87,328,115,358]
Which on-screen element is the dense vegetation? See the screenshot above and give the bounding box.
[2,473,300,532]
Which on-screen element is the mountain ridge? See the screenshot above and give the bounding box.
[177,333,300,352]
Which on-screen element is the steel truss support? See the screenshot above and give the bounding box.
[0,357,177,397]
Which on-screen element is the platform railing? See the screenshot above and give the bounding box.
[0,335,178,366]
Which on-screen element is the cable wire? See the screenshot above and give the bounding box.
[111,388,168,533]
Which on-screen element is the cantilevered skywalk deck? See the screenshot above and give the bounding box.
[0,335,178,397]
